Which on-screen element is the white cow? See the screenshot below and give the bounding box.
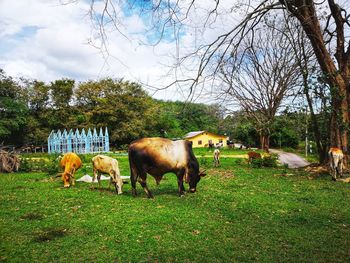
[328,147,344,181]
[92,155,123,194]
[214,149,220,167]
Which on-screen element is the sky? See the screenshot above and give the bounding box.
[0,0,239,102]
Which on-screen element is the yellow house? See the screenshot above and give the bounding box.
[184,131,228,148]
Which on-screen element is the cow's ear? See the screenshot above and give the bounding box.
[199,170,206,177]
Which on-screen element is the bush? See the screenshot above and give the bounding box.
[18,154,61,175]
[262,154,278,168]
[251,158,263,168]
[250,154,278,168]
[19,158,33,172]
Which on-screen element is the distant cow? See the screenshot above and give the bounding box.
[92,155,123,194]
[58,152,82,188]
[328,147,344,181]
[128,137,206,198]
[247,151,261,164]
[214,149,220,167]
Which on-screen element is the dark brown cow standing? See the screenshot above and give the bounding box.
[128,137,205,198]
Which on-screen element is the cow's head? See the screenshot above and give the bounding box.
[186,169,206,193]
[59,172,71,188]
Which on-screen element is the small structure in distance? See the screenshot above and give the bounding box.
[184,131,228,148]
[48,127,109,154]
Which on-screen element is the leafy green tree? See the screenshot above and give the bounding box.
[0,70,28,145]
[47,79,75,130]
[21,80,51,146]
[75,78,158,146]
[154,100,224,138]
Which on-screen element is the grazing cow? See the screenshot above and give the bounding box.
[328,147,344,181]
[214,149,220,167]
[58,152,82,188]
[128,137,206,198]
[92,155,123,194]
[247,151,261,164]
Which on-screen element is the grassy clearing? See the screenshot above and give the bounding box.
[1,156,350,262]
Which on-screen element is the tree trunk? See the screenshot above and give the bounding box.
[259,133,270,153]
[281,0,350,167]
[329,79,349,165]
[303,80,327,163]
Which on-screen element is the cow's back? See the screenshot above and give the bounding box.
[92,155,118,173]
[60,153,82,170]
[129,137,188,173]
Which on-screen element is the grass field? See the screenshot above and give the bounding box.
[1,153,350,262]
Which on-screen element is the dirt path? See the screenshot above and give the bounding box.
[270,149,310,168]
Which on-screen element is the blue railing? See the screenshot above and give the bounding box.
[48,127,109,154]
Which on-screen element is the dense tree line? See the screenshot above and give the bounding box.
[1,69,328,152]
[0,70,226,149]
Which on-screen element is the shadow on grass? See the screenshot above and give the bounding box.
[20,212,44,220]
[33,228,68,243]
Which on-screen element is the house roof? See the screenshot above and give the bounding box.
[184,131,227,139]
[184,131,205,139]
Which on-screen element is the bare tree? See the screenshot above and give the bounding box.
[281,18,330,163]
[82,0,350,161]
[219,23,299,151]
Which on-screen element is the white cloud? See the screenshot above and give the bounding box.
[0,0,242,102]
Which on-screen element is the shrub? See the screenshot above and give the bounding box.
[262,154,278,168]
[251,158,263,168]
[249,154,278,168]
[19,158,33,172]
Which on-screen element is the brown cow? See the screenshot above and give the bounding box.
[58,152,82,187]
[128,137,206,198]
[92,155,123,194]
[247,151,261,164]
[328,147,344,181]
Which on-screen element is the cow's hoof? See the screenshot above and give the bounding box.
[332,177,337,181]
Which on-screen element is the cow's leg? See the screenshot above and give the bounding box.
[138,174,153,198]
[339,161,343,178]
[337,159,343,178]
[332,167,337,181]
[70,168,76,186]
[130,165,138,197]
[97,172,102,188]
[92,167,97,188]
[176,169,186,197]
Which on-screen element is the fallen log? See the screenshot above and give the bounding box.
[0,150,20,173]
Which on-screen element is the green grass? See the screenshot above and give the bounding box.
[193,147,257,156]
[1,157,350,262]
